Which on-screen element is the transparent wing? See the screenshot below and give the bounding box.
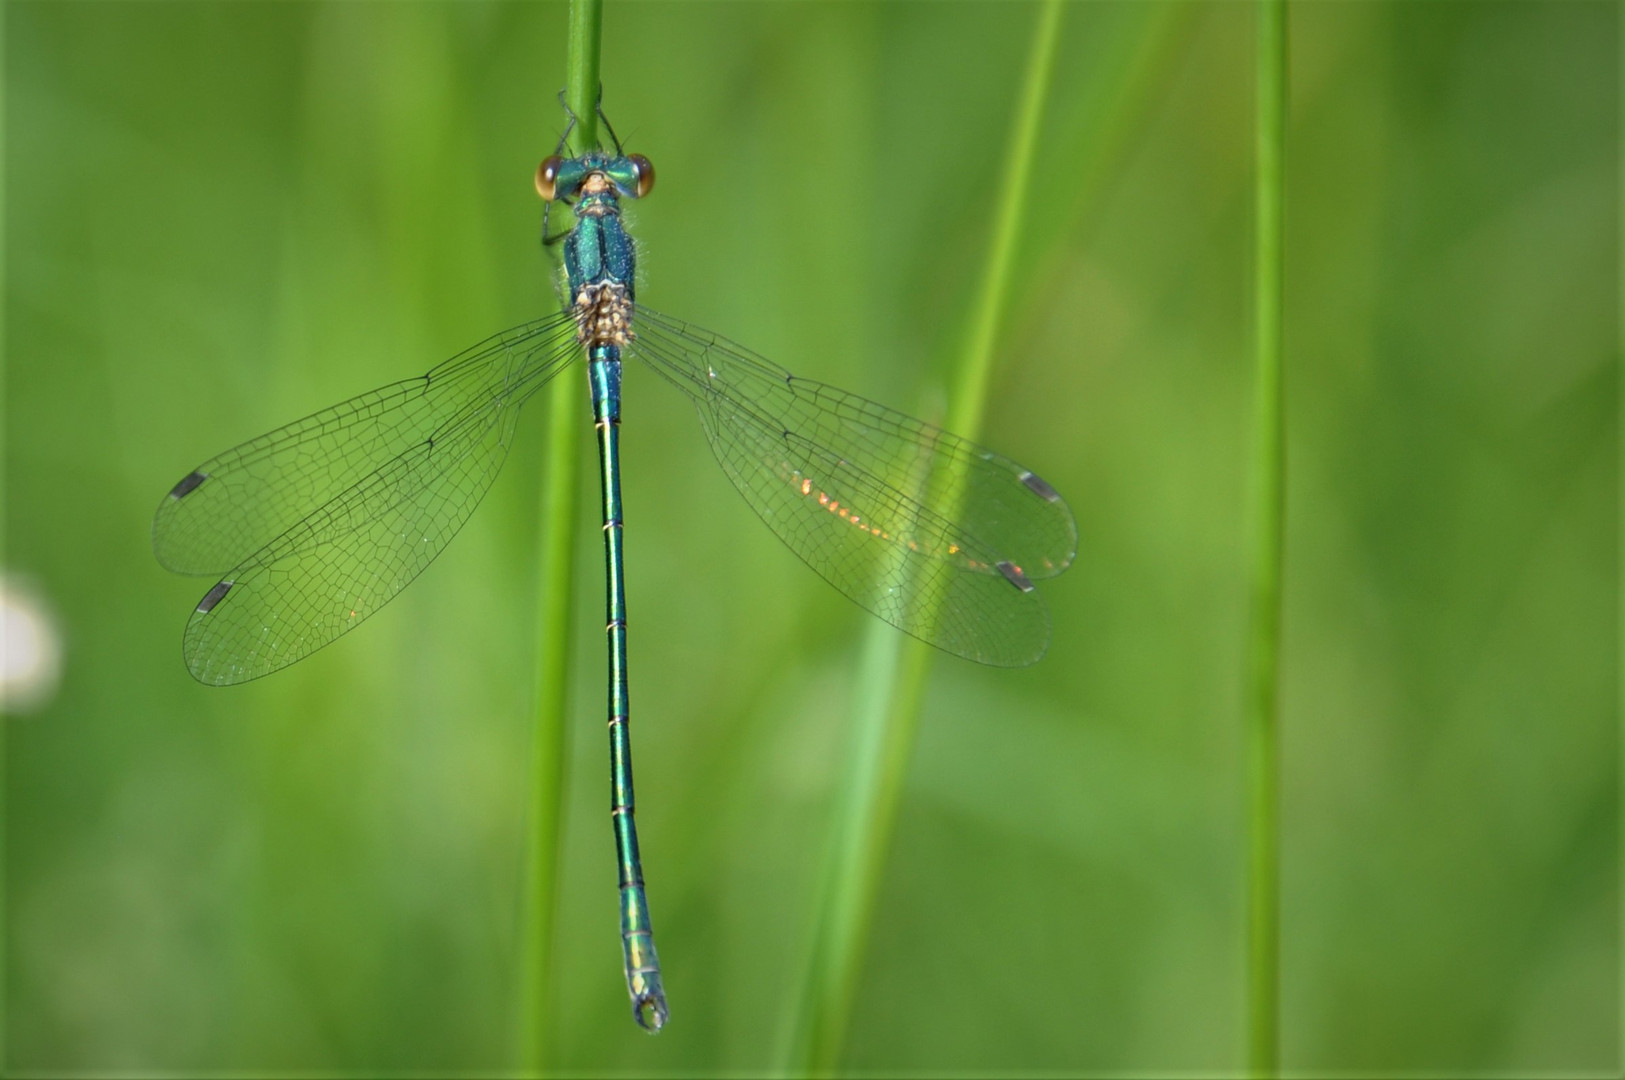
[631,306,1075,667]
[157,314,582,685]
[153,312,576,576]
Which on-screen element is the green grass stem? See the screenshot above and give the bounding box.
[515,0,602,1070]
[1616,7,1623,1076]
[562,0,603,155]
[1246,0,1286,1075]
[945,0,1062,439]
[1,0,8,1068]
[781,2,1064,1071]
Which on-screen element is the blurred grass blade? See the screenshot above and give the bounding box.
[515,0,601,1069]
[1,0,8,1067]
[1246,0,1287,1075]
[781,1,1065,1070]
[1028,2,1194,288]
[1616,5,1623,1076]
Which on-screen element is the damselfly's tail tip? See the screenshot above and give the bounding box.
[633,988,669,1033]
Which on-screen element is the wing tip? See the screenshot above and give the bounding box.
[195,579,234,614]
[1018,469,1062,504]
[167,470,209,500]
[995,560,1036,593]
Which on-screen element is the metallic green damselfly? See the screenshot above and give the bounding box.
[153,106,1076,1032]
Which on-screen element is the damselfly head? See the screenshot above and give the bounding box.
[534,152,654,202]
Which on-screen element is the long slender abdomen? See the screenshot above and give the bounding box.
[588,347,667,1031]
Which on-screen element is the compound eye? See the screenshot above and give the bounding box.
[628,154,655,198]
[535,156,563,200]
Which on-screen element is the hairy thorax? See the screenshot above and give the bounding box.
[574,281,635,346]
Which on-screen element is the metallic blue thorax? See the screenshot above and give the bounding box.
[560,151,641,301]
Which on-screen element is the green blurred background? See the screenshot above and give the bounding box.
[3,1,1616,1074]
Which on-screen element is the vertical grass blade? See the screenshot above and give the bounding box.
[945,0,1062,439]
[515,0,601,1070]
[562,0,603,155]
[1246,0,1287,1075]
[1616,6,1624,1076]
[0,0,9,1068]
[781,2,1065,1071]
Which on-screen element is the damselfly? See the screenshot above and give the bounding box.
[153,103,1076,1032]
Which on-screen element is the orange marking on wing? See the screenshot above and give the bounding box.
[786,468,921,551]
